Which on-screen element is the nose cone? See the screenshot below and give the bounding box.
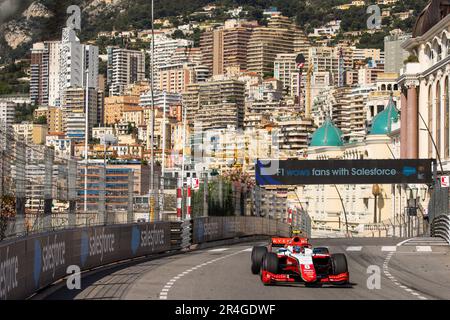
[300,264,317,283]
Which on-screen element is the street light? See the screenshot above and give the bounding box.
[407,185,419,237]
[372,184,381,223]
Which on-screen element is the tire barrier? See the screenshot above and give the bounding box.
[0,217,294,300]
[431,214,450,244]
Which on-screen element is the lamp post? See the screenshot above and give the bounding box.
[149,0,156,222]
[84,69,90,213]
[407,186,419,237]
[372,184,381,223]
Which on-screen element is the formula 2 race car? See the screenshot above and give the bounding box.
[251,236,349,286]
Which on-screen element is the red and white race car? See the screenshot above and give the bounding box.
[251,236,349,286]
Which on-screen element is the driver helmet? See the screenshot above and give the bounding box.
[293,246,303,253]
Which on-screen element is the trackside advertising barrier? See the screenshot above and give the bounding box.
[0,217,293,300]
[192,217,291,244]
[0,222,171,300]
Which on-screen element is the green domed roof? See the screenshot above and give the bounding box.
[369,97,399,135]
[309,117,343,147]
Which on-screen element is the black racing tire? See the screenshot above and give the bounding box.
[251,246,268,274]
[262,252,279,274]
[313,247,330,255]
[331,253,348,275]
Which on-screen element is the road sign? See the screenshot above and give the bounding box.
[191,178,200,190]
[441,176,450,188]
[255,159,434,186]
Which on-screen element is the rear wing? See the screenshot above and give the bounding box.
[271,237,309,248]
[271,238,291,247]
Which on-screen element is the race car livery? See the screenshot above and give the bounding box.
[251,236,349,286]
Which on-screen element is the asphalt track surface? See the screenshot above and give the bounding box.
[43,237,450,300]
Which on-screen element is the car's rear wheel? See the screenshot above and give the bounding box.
[262,252,279,274]
[251,246,267,274]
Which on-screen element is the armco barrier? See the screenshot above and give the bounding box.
[0,217,292,300]
[0,222,171,300]
[192,216,291,244]
[431,214,450,244]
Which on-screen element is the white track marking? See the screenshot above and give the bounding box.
[382,246,397,252]
[159,247,251,300]
[346,246,362,252]
[396,239,412,246]
[416,246,432,252]
[209,248,229,252]
[382,240,428,300]
[242,248,253,252]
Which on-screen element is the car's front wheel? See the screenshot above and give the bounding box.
[262,252,279,274]
[251,246,267,274]
[330,253,349,285]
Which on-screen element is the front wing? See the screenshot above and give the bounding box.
[261,270,349,285]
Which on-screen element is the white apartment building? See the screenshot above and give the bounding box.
[148,35,193,87]
[0,100,15,132]
[107,47,146,96]
[59,28,99,106]
[30,41,61,106]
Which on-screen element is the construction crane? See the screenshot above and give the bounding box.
[338,47,345,88]
[296,53,314,119]
[305,62,314,119]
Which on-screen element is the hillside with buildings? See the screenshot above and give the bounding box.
[0,0,429,62]
[1,0,447,236]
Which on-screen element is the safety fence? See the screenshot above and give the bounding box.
[431,214,450,244]
[361,211,429,238]
[0,216,292,300]
[191,216,291,244]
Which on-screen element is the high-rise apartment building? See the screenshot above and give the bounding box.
[149,35,194,88]
[62,87,99,141]
[59,28,99,106]
[247,16,306,77]
[200,28,224,76]
[384,33,411,74]
[0,100,15,132]
[104,95,140,125]
[107,47,146,96]
[30,41,61,106]
[223,25,255,71]
[187,79,246,130]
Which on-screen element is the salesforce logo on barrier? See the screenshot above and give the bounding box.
[131,226,140,255]
[131,225,165,254]
[80,228,115,266]
[33,240,42,288]
[80,231,89,267]
[0,247,19,300]
[33,235,66,288]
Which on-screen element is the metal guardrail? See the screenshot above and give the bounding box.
[431,214,450,244]
[0,216,295,300]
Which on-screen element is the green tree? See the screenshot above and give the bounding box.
[33,115,47,125]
